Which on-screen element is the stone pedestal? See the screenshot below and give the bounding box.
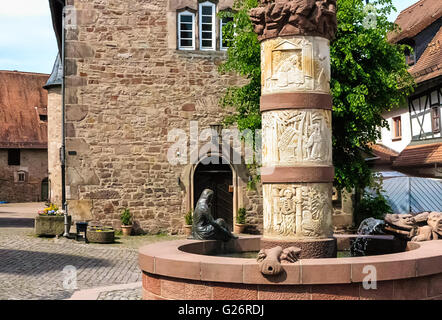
[251,0,337,258]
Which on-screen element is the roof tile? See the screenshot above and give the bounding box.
[0,70,49,149]
[393,142,442,167]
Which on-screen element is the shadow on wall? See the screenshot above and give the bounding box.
[0,249,112,276]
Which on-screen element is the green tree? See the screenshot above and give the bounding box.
[218,0,414,192]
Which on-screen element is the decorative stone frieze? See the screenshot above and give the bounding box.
[252,0,337,257]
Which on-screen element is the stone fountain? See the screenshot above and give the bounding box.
[138,0,442,300]
[253,0,337,258]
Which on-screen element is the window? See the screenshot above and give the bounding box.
[18,172,26,182]
[178,11,195,50]
[432,107,441,133]
[404,44,415,66]
[39,114,48,122]
[199,1,216,50]
[8,149,20,166]
[392,116,402,140]
[220,16,233,50]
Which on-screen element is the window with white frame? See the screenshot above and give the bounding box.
[220,16,233,50]
[17,171,26,182]
[199,1,216,50]
[178,11,195,50]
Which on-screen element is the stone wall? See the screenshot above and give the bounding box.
[0,149,48,202]
[63,0,262,233]
[47,87,63,205]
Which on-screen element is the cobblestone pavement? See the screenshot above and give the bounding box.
[0,203,44,228]
[0,228,142,300]
[97,287,142,300]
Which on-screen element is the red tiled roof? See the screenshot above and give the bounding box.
[393,142,442,167]
[369,143,399,165]
[0,70,49,149]
[388,0,442,43]
[408,26,442,83]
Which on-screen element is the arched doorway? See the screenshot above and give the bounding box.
[41,178,49,201]
[193,156,234,230]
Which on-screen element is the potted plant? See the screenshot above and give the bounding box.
[234,208,247,234]
[184,210,193,236]
[120,208,133,236]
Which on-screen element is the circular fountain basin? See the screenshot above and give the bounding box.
[139,236,442,300]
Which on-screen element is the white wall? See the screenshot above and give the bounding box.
[380,105,411,153]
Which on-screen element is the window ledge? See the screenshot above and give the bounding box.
[392,137,402,142]
[175,49,227,57]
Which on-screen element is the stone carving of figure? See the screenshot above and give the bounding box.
[427,212,442,239]
[191,189,237,242]
[271,53,303,87]
[306,123,323,160]
[277,112,304,160]
[301,186,329,237]
[277,188,296,235]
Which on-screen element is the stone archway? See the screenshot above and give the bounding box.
[192,155,236,231]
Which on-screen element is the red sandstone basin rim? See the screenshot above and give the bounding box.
[138,236,442,285]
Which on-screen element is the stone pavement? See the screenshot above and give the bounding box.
[97,287,141,300]
[0,202,183,300]
[0,228,141,300]
[0,202,45,228]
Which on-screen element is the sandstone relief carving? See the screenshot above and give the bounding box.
[250,0,337,41]
[262,110,332,166]
[261,37,330,94]
[257,246,301,275]
[263,183,332,238]
[384,212,442,242]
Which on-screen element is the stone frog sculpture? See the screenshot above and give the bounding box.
[191,189,237,242]
[257,246,301,275]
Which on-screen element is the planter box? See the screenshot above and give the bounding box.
[35,215,71,236]
[86,227,115,244]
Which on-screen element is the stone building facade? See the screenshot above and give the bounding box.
[0,71,49,203]
[48,0,263,234]
[44,56,64,205]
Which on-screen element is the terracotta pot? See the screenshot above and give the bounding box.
[234,224,246,234]
[121,225,133,236]
[184,225,192,236]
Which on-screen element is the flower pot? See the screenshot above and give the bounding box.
[184,225,192,236]
[234,224,246,234]
[121,225,133,236]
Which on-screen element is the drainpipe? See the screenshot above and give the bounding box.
[61,5,69,237]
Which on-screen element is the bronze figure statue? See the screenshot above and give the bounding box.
[191,189,237,242]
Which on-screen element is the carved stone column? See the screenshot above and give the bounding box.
[251,0,338,258]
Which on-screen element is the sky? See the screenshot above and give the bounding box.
[0,0,423,75]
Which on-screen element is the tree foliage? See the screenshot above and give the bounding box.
[218,0,414,191]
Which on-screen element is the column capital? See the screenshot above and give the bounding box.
[250,0,337,42]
